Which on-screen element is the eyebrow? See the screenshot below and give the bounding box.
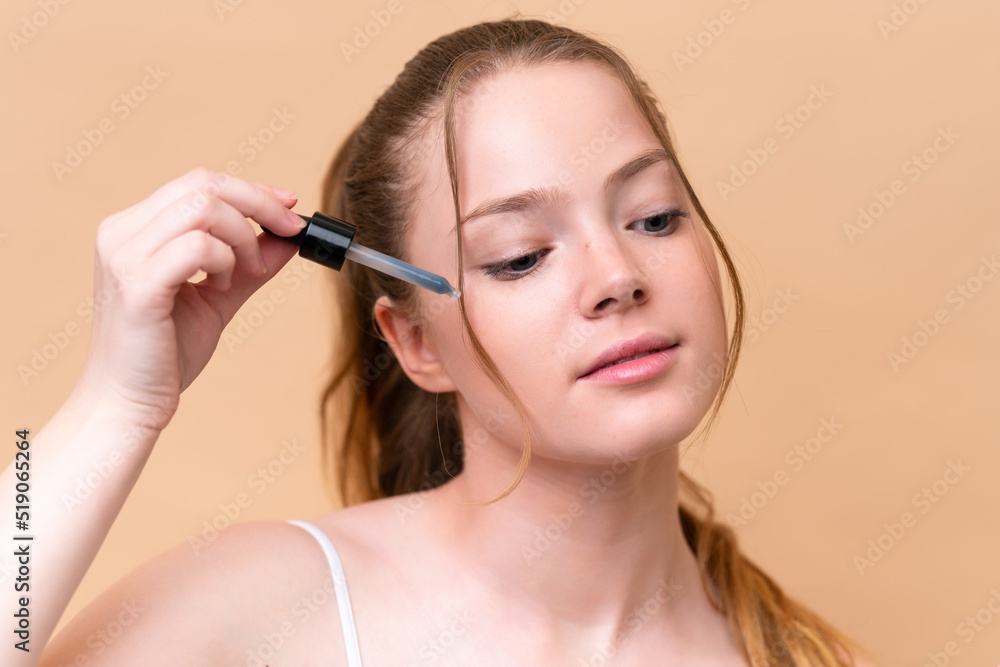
[450,147,673,234]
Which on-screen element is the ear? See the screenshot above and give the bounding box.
[373,295,457,393]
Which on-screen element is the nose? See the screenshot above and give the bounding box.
[580,233,651,317]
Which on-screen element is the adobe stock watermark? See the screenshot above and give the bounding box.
[340,0,416,64]
[725,417,843,528]
[212,0,251,20]
[580,578,682,667]
[222,288,292,352]
[7,0,72,53]
[542,0,589,25]
[530,115,628,196]
[520,450,637,565]
[17,319,84,387]
[15,598,145,658]
[347,291,460,398]
[188,438,307,554]
[886,253,997,372]
[191,105,299,353]
[748,620,813,665]
[454,73,503,117]
[23,139,298,382]
[745,288,799,344]
[682,287,800,406]
[343,185,514,392]
[17,256,143,386]
[59,395,181,511]
[51,65,170,182]
[921,586,1000,667]
[672,0,755,74]
[219,106,296,177]
[394,405,512,523]
[240,571,342,666]
[843,126,958,244]
[853,458,970,576]
[715,84,833,202]
[405,609,475,667]
[73,599,144,663]
[161,116,292,227]
[877,0,933,41]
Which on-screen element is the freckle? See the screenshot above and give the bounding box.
[585,242,591,249]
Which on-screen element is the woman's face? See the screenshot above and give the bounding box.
[383,60,728,464]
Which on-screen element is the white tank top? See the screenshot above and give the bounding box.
[287,519,363,666]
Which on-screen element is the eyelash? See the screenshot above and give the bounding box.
[480,208,689,281]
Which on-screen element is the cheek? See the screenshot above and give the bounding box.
[446,288,565,398]
[674,238,729,391]
[675,256,727,351]
[664,222,723,309]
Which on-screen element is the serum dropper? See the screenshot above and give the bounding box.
[262,211,461,300]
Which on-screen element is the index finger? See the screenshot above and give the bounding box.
[193,170,307,236]
[105,168,303,238]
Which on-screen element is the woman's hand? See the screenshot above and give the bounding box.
[74,167,306,431]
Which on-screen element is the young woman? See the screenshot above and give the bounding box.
[10,18,876,667]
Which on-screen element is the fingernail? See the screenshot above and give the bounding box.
[287,208,307,228]
[257,248,267,275]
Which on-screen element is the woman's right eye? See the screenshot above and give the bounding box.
[481,249,551,281]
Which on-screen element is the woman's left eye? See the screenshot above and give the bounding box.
[631,208,689,235]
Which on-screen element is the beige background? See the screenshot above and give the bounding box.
[2,0,998,663]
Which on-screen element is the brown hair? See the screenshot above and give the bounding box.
[317,16,871,667]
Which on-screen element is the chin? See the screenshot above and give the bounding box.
[535,421,695,467]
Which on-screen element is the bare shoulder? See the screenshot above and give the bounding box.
[40,519,355,666]
[308,491,441,575]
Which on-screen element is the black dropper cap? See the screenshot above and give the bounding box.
[262,211,356,271]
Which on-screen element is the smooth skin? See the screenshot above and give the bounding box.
[7,62,873,666]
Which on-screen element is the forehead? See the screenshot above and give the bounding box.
[453,62,646,203]
[404,60,662,248]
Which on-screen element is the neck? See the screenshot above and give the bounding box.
[420,421,712,646]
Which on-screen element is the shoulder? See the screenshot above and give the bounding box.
[41,519,355,666]
[307,491,434,554]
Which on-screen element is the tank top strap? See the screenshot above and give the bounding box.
[287,519,363,667]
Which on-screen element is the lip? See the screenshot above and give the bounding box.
[578,333,680,382]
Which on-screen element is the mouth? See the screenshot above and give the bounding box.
[602,349,669,367]
[578,334,680,380]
